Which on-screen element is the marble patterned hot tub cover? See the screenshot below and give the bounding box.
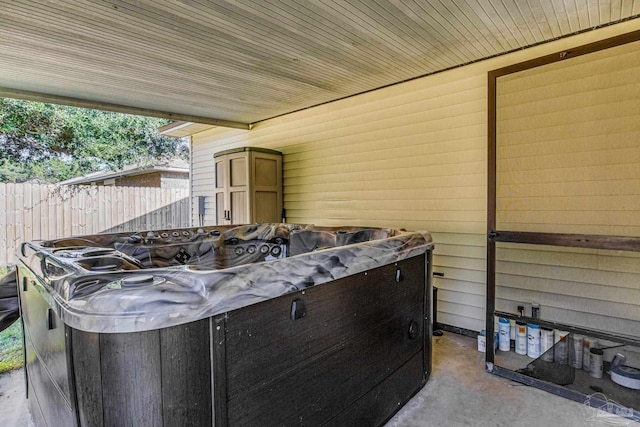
[17,224,433,333]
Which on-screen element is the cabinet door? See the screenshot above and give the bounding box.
[214,157,227,225]
[252,155,281,223]
[227,154,249,224]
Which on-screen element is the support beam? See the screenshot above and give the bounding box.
[0,87,251,130]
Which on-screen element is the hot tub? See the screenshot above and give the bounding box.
[17,223,434,427]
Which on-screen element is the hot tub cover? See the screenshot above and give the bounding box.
[17,223,433,333]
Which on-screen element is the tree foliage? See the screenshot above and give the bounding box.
[0,98,188,182]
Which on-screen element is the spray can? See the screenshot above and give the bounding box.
[515,322,527,355]
[540,327,554,362]
[527,323,540,358]
[498,318,510,351]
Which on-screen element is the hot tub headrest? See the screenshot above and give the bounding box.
[289,227,394,256]
[289,230,337,256]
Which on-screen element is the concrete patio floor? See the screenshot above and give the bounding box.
[1,332,637,426]
[0,368,33,427]
[386,333,639,427]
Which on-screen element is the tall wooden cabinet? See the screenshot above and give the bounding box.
[214,147,283,225]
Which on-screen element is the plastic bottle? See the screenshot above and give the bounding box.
[583,338,597,371]
[554,330,569,364]
[569,335,583,369]
[531,303,539,319]
[589,348,604,378]
[527,323,540,358]
[515,322,527,355]
[498,317,510,351]
[540,327,554,362]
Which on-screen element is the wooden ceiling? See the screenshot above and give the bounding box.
[1,1,639,128]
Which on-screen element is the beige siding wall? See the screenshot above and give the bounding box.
[496,244,640,337]
[497,39,640,236]
[191,20,640,333]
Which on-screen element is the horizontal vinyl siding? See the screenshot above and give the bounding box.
[191,131,229,225]
[191,20,640,333]
[496,39,640,236]
[495,37,640,338]
[496,244,640,337]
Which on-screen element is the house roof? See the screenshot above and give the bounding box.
[1,2,638,129]
[58,161,189,186]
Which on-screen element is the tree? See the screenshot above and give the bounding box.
[0,98,188,182]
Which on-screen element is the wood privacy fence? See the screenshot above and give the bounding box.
[0,183,190,266]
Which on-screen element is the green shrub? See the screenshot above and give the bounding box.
[0,266,24,373]
[0,320,24,373]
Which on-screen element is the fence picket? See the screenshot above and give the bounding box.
[46,186,54,241]
[33,184,43,241]
[6,184,17,266]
